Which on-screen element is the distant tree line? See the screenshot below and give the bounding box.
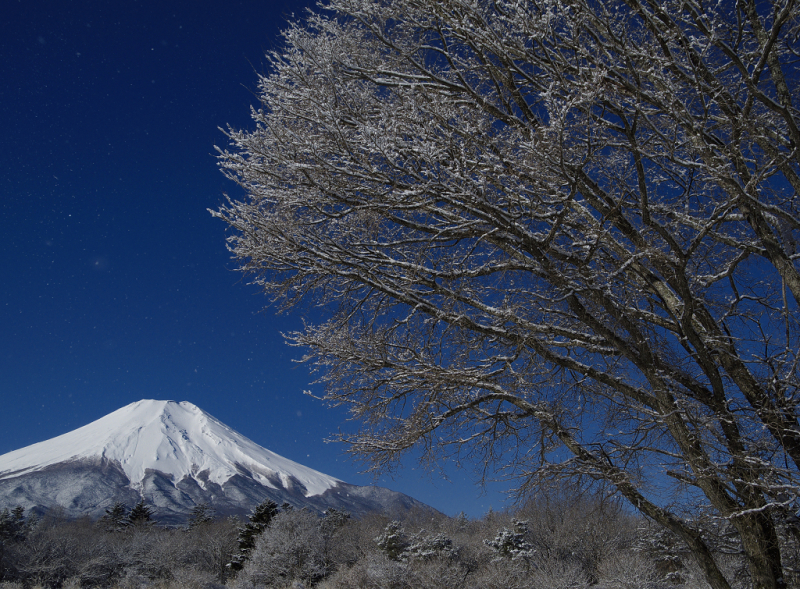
[1,490,797,588]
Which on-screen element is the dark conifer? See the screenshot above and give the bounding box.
[127,499,154,526]
[0,506,28,541]
[100,502,129,532]
[227,498,280,572]
[188,502,215,528]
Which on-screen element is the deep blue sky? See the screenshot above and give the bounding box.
[1,0,509,517]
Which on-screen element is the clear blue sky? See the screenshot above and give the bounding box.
[0,0,510,517]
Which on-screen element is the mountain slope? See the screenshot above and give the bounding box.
[0,400,429,523]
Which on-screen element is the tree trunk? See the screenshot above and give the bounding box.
[736,512,786,589]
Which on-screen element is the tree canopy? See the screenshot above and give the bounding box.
[213,1,800,587]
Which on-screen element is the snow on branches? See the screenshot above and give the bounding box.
[213,1,800,587]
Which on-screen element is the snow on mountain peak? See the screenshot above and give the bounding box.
[0,400,340,497]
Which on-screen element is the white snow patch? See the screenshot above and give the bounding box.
[279,472,292,489]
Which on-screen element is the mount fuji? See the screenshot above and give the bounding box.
[0,400,429,523]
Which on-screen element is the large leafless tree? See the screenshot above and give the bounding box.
[212,1,800,587]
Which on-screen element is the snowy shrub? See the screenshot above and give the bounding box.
[317,512,386,572]
[517,494,636,580]
[462,559,532,589]
[484,519,535,562]
[231,508,326,589]
[596,549,666,589]
[168,566,225,589]
[528,556,591,589]
[674,552,753,589]
[404,558,470,589]
[315,553,410,589]
[403,531,458,561]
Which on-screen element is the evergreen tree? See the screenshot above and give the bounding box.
[484,519,535,562]
[0,508,9,540]
[375,521,409,562]
[320,508,350,539]
[127,499,154,526]
[228,498,280,572]
[404,531,457,561]
[100,502,129,532]
[188,502,215,529]
[0,506,28,542]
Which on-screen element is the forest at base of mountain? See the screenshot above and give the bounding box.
[2,491,792,589]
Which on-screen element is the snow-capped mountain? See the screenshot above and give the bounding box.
[0,400,428,523]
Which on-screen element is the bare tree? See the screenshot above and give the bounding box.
[212,1,800,587]
[232,509,326,588]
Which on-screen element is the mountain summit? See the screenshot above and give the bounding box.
[0,400,339,497]
[0,400,428,523]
